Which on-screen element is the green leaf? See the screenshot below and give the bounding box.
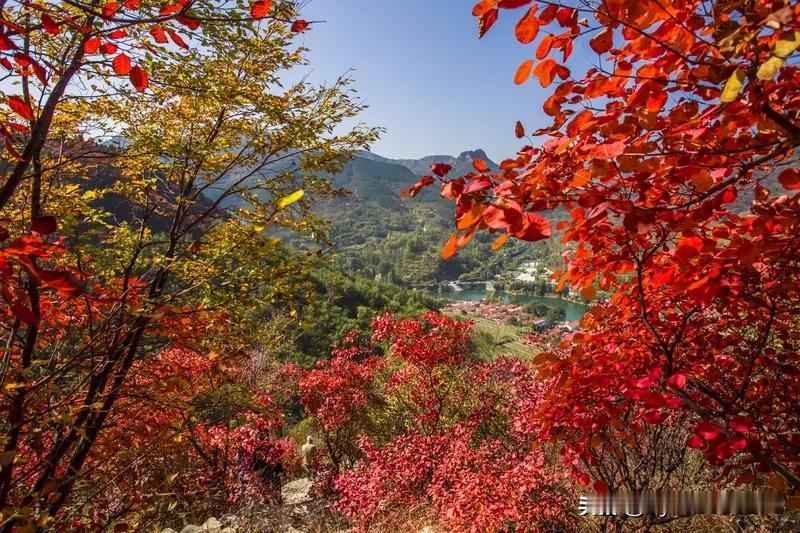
[720,69,746,102]
[277,189,304,209]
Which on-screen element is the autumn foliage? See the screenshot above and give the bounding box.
[291,314,576,531]
[0,0,372,529]
[403,0,800,499]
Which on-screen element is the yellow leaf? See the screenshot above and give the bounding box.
[774,31,800,58]
[277,189,304,209]
[756,56,784,80]
[720,69,745,102]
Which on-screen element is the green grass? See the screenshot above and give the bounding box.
[447,313,539,360]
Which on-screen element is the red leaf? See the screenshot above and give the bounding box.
[473,158,488,172]
[159,3,181,16]
[729,435,748,451]
[511,212,551,241]
[588,140,625,159]
[431,163,452,178]
[177,15,201,30]
[515,120,525,138]
[167,29,188,49]
[464,178,492,194]
[6,96,32,120]
[593,479,609,493]
[291,19,309,33]
[472,0,496,17]
[83,36,101,54]
[514,59,533,85]
[533,58,557,87]
[778,168,800,190]
[687,435,704,448]
[100,42,118,54]
[589,28,613,54]
[478,8,498,38]
[674,235,703,261]
[536,34,554,59]
[442,234,459,259]
[251,0,271,19]
[729,416,754,433]
[112,53,131,75]
[667,373,686,390]
[11,301,38,326]
[38,269,83,296]
[498,0,531,7]
[41,14,60,35]
[514,5,539,44]
[400,175,435,198]
[102,1,119,18]
[0,32,15,51]
[484,204,522,230]
[129,66,148,92]
[31,215,57,234]
[440,178,464,200]
[695,421,721,441]
[150,25,168,44]
[108,29,127,39]
[721,185,737,204]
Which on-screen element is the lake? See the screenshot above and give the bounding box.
[435,288,588,321]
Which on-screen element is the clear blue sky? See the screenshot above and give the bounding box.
[299,0,568,163]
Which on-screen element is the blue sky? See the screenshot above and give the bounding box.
[299,1,563,162]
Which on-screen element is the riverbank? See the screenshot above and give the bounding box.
[432,288,588,321]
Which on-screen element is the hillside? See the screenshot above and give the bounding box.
[321,150,564,288]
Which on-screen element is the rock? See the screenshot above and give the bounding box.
[160,529,178,533]
[201,517,222,531]
[179,527,203,533]
[281,478,313,507]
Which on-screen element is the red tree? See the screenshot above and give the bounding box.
[296,314,575,531]
[409,0,800,493]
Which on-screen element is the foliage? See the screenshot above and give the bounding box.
[75,346,298,530]
[408,0,800,495]
[0,3,378,528]
[291,313,577,532]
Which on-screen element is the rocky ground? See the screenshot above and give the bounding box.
[163,478,343,533]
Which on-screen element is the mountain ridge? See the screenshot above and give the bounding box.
[357,149,497,178]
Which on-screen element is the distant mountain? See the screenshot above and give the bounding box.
[315,150,563,288]
[358,149,498,178]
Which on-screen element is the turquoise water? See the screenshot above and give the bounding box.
[435,288,588,321]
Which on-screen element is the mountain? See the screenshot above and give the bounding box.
[317,150,563,288]
[358,149,498,178]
